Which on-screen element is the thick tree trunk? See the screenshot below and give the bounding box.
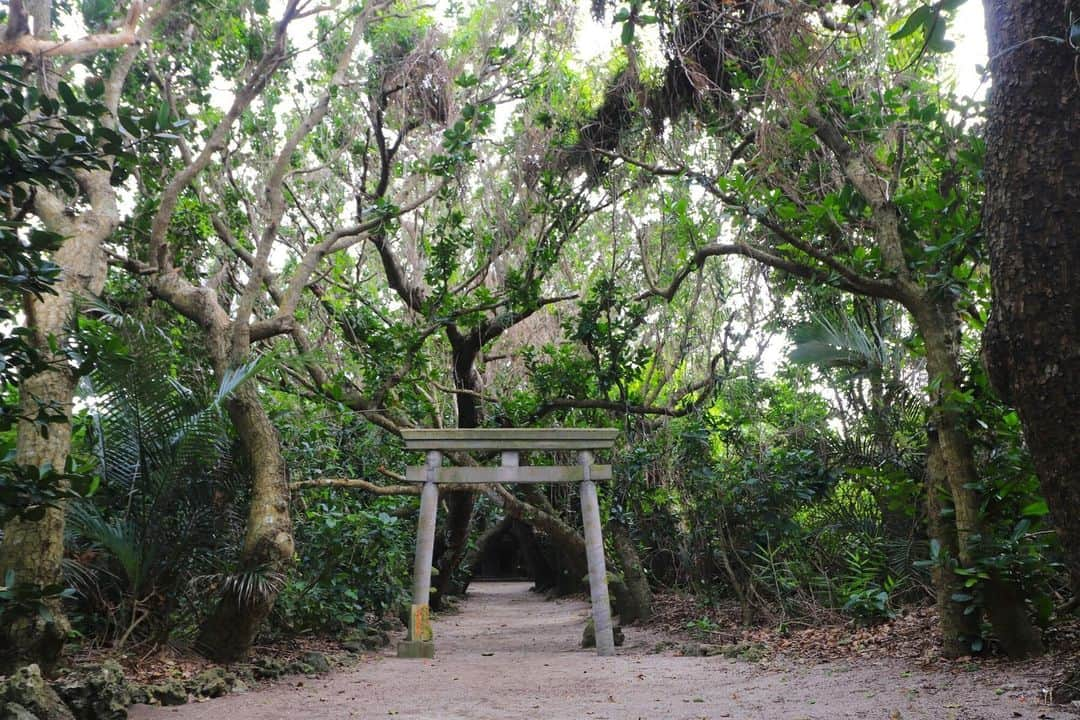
[981,0,1080,595]
[430,344,480,609]
[489,486,590,593]
[609,520,652,624]
[916,300,1044,658]
[510,520,552,587]
[0,177,113,672]
[0,373,74,673]
[464,515,514,577]
[196,372,294,662]
[431,491,474,609]
[925,435,980,658]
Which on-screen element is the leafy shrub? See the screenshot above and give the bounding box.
[274,490,412,634]
[840,541,901,621]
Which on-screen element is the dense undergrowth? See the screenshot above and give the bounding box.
[24,314,1060,661]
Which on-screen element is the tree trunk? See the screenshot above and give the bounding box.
[925,434,980,658]
[0,371,74,673]
[463,515,513,578]
[522,486,590,594]
[489,486,589,594]
[430,344,480,609]
[0,178,113,672]
[431,491,474,609]
[510,520,553,588]
[916,299,1044,658]
[196,378,294,662]
[981,0,1080,595]
[609,520,652,624]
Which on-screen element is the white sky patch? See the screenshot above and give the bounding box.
[946,0,989,99]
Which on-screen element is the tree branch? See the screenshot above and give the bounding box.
[290,477,419,495]
[803,108,913,286]
[147,0,302,272]
[0,0,142,57]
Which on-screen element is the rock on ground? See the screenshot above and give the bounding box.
[56,660,131,720]
[1,664,75,720]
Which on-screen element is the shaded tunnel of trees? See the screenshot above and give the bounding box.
[2,0,1080,705]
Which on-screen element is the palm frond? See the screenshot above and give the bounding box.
[67,304,256,644]
[789,313,884,376]
[66,500,148,595]
[219,567,286,609]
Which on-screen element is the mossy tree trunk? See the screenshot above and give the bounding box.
[915,300,1044,658]
[925,435,980,658]
[0,172,116,672]
[609,520,652,624]
[196,378,294,662]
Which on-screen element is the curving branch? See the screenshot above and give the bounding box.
[641,238,900,305]
[0,0,142,56]
[529,353,722,425]
[802,108,913,287]
[594,150,904,305]
[147,0,302,273]
[231,11,369,348]
[485,485,586,557]
[290,477,419,495]
[535,397,696,418]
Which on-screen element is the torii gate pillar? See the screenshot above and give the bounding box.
[578,450,615,655]
[397,450,441,659]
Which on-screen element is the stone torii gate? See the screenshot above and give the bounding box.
[396,428,619,658]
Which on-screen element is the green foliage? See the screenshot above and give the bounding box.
[937,355,1061,631]
[891,1,966,54]
[0,57,152,632]
[0,0,1062,661]
[0,459,95,525]
[275,490,411,633]
[569,277,650,395]
[64,313,252,645]
[684,614,720,639]
[615,371,931,624]
[0,569,77,628]
[365,3,434,63]
[0,57,179,525]
[840,542,901,621]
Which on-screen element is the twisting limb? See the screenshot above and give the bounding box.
[0,0,142,56]
[290,477,420,495]
[147,0,304,274]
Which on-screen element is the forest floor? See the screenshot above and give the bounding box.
[128,582,1064,720]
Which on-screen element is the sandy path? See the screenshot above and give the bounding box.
[129,582,1048,719]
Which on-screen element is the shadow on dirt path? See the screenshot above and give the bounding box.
[129,581,1048,719]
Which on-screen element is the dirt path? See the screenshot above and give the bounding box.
[130,582,1051,719]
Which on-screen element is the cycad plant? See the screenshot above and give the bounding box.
[66,310,254,648]
[789,309,930,616]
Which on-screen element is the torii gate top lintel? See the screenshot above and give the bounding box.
[400,428,619,484]
[396,427,619,659]
[400,427,619,451]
